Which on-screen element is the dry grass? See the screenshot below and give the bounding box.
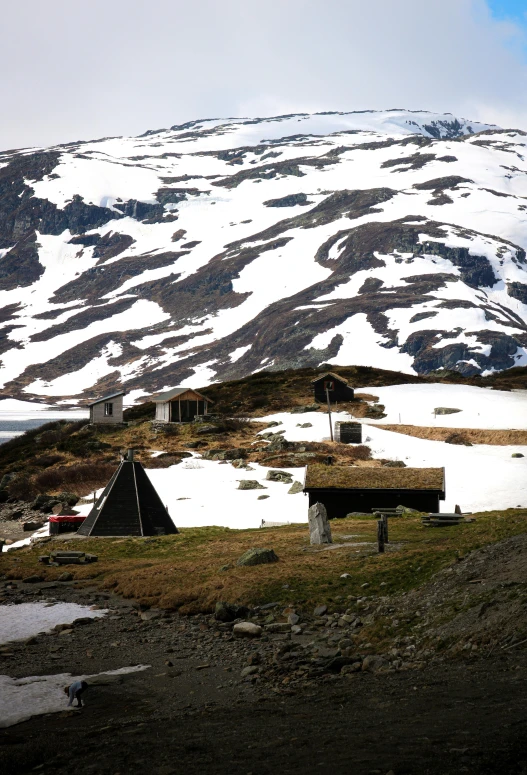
[377,425,527,445]
[3,509,527,616]
[305,464,445,490]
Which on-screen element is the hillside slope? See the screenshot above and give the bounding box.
[0,109,527,402]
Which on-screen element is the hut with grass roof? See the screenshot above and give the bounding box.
[77,450,178,536]
[312,372,354,404]
[303,464,445,518]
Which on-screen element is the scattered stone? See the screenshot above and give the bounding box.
[237,480,266,490]
[215,601,250,622]
[314,605,327,617]
[265,623,291,633]
[434,407,462,415]
[340,573,351,579]
[296,422,313,428]
[237,548,279,566]
[288,481,303,495]
[341,662,362,675]
[291,404,320,414]
[266,470,293,483]
[512,453,524,458]
[383,460,406,468]
[58,572,74,582]
[195,424,220,435]
[23,521,45,532]
[362,655,387,673]
[219,564,232,571]
[288,613,300,625]
[291,625,302,635]
[22,575,44,584]
[240,665,259,678]
[233,622,262,638]
[257,495,270,500]
[247,652,261,665]
[308,502,332,545]
[140,610,162,621]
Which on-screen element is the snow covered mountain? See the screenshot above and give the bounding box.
[0,109,526,403]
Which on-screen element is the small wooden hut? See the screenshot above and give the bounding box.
[77,450,178,536]
[312,372,354,404]
[303,465,445,518]
[88,391,125,424]
[153,387,213,423]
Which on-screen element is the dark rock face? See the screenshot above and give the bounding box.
[263,193,310,207]
[0,232,44,290]
[508,282,527,304]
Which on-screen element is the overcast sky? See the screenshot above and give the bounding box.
[1,0,527,151]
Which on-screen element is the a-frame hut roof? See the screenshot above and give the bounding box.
[77,454,178,537]
[152,387,213,403]
[87,391,126,407]
[311,372,350,385]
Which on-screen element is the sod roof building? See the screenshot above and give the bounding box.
[303,464,445,518]
[77,450,178,536]
[312,372,354,404]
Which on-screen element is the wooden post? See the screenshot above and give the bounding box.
[377,519,385,553]
[326,387,334,442]
[382,514,389,543]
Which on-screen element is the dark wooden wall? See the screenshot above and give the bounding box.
[307,489,441,518]
[313,377,354,404]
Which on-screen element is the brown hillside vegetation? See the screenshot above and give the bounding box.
[377,424,527,445]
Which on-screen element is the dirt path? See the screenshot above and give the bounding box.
[2,578,527,775]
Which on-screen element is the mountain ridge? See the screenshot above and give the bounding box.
[0,109,526,403]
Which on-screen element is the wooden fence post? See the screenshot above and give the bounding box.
[382,514,389,543]
[377,519,385,553]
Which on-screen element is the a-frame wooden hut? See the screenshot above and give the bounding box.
[77,450,178,536]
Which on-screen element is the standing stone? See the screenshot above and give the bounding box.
[308,502,332,545]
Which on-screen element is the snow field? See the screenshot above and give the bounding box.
[0,602,107,645]
[0,665,149,728]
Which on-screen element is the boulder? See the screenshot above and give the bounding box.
[308,502,332,545]
[240,665,260,677]
[512,453,525,458]
[233,622,262,638]
[195,424,220,435]
[23,521,45,532]
[288,481,303,494]
[215,601,250,622]
[237,548,279,566]
[237,480,266,490]
[362,654,387,673]
[266,470,293,483]
[291,404,320,414]
[434,407,462,415]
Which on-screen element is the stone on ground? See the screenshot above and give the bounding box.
[233,622,262,638]
[288,481,303,494]
[238,480,266,490]
[237,548,279,566]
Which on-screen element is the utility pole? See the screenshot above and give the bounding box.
[326,386,334,441]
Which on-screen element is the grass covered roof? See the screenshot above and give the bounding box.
[304,464,445,491]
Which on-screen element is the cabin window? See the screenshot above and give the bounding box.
[104,402,113,416]
[324,380,335,392]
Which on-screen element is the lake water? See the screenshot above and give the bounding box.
[0,407,89,444]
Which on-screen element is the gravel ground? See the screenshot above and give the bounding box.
[1,572,527,774]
